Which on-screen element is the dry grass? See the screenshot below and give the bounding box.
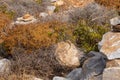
[0,47,72,80]
[64,0,94,8]
[0,74,38,80]
[95,0,120,9]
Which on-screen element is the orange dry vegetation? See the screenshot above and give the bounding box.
[0,13,11,43]
[0,13,11,32]
[95,0,120,9]
[4,22,73,53]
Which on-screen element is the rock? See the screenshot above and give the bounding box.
[80,51,107,80]
[53,51,107,80]
[53,76,69,80]
[103,67,120,80]
[106,59,120,68]
[98,32,120,60]
[0,59,11,75]
[51,0,64,6]
[52,68,82,80]
[55,40,83,67]
[114,59,120,66]
[50,0,59,2]
[110,16,120,32]
[39,12,49,18]
[110,16,120,26]
[17,14,35,22]
[14,14,37,25]
[47,6,56,15]
[66,68,82,80]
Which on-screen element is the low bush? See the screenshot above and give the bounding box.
[34,0,42,4]
[73,20,110,52]
[3,22,73,54]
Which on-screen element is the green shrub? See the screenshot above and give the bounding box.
[73,20,110,52]
[54,6,60,12]
[35,0,42,4]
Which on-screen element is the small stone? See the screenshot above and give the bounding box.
[110,16,120,26]
[0,59,11,75]
[47,6,56,15]
[14,14,37,25]
[53,76,69,80]
[33,77,43,80]
[50,0,59,2]
[23,14,32,19]
[52,0,64,6]
[17,14,35,22]
[110,17,120,32]
[39,12,49,18]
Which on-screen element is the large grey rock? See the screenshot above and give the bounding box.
[53,68,82,80]
[80,51,107,80]
[55,40,84,67]
[103,67,120,80]
[66,68,82,80]
[0,59,11,75]
[99,32,120,60]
